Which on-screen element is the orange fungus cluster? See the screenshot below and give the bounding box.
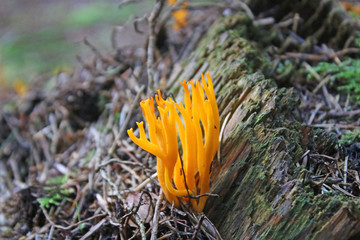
[341,1,360,15]
[127,72,220,212]
[167,0,188,31]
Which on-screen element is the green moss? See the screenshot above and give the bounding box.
[97,92,111,113]
[339,129,360,144]
[310,58,360,105]
[197,13,267,77]
[258,227,275,240]
[38,174,73,209]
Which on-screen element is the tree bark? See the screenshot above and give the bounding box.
[167,3,360,239]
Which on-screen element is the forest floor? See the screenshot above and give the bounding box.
[1,0,360,239]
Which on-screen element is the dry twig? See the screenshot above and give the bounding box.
[109,85,145,156]
[147,0,165,94]
[150,190,164,240]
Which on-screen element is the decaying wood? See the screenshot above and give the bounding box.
[165,8,360,240]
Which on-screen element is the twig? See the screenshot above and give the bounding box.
[172,2,226,11]
[253,17,275,26]
[235,0,254,19]
[37,134,54,183]
[139,191,155,223]
[119,85,145,140]
[158,233,174,239]
[279,52,328,61]
[147,0,165,94]
[328,109,360,118]
[309,154,337,161]
[312,176,342,185]
[131,172,158,192]
[75,55,89,70]
[3,114,29,148]
[119,163,143,183]
[279,48,360,61]
[47,225,54,240]
[307,103,322,125]
[137,213,147,240]
[109,85,145,155]
[170,204,182,239]
[49,113,59,154]
[150,190,164,240]
[301,149,310,159]
[83,38,103,59]
[303,62,321,81]
[292,13,300,33]
[191,215,205,240]
[119,146,143,163]
[100,169,122,197]
[79,218,107,240]
[9,153,22,184]
[98,158,144,169]
[41,205,106,230]
[119,0,141,8]
[181,204,223,240]
[310,124,360,129]
[96,193,112,216]
[181,193,219,200]
[301,150,310,167]
[134,15,148,34]
[128,229,141,240]
[321,86,334,111]
[178,152,192,200]
[312,76,330,94]
[332,184,356,197]
[331,48,360,59]
[178,21,212,60]
[344,156,348,184]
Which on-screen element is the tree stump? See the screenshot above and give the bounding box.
[168,8,360,240]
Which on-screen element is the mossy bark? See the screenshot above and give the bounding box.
[167,10,360,240]
[245,0,359,49]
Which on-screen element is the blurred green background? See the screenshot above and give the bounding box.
[0,0,215,90]
[0,0,154,87]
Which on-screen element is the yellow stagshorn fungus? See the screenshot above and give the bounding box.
[167,0,188,31]
[127,72,219,212]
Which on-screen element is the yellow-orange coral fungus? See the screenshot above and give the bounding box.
[127,72,219,212]
[167,0,188,31]
[13,80,28,97]
[341,2,360,15]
